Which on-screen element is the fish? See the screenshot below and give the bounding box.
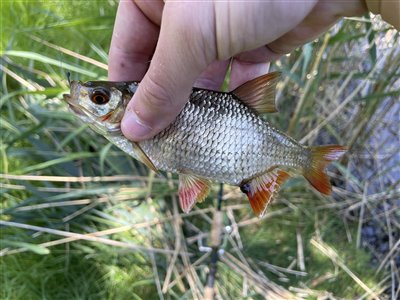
[63,72,346,217]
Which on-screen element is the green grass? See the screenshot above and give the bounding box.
[1,1,399,299]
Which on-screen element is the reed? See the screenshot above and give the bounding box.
[1,1,399,299]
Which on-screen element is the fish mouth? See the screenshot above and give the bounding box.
[63,94,85,116]
[68,104,85,116]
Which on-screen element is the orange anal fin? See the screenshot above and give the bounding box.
[232,72,280,114]
[179,174,211,213]
[240,169,290,218]
[304,145,347,195]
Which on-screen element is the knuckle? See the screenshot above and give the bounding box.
[141,75,176,110]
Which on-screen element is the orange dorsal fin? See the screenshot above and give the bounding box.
[178,174,211,213]
[304,145,347,195]
[240,169,290,218]
[232,72,280,114]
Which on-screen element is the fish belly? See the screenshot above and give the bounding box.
[139,98,306,185]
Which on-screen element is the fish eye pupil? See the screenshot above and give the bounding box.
[94,95,105,103]
[91,89,110,105]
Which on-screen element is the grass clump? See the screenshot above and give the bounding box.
[1,1,399,299]
[1,247,157,299]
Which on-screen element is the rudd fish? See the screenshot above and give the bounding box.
[63,72,346,217]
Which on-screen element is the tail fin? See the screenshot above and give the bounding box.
[304,145,347,195]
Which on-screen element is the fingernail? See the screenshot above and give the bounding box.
[122,110,152,140]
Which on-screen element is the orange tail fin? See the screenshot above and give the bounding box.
[304,145,347,195]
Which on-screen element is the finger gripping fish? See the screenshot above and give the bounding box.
[63,72,346,217]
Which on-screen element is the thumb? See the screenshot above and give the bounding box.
[121,4,214,141]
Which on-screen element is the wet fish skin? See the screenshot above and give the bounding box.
[139,88,309,185]
[63,73,346,217]
[65,78,307,184]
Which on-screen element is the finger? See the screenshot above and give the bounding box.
[195,47,275,92]
[214,1,318,59]
[187,52,272,92]
[135,0,163,26]
[194,60,230,90]
[121,3,215,141]
[193,55,271,92]
[266,0,367,55]
[227,47,276,90]
[108,1,161,81]
[229,60,270,91]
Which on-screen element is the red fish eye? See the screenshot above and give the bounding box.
[90,89,110,105]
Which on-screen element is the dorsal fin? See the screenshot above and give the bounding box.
[179,174,211,213]
[232,72,280,114]
[240,168,290,218]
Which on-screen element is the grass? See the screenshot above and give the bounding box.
[1,1,399,299]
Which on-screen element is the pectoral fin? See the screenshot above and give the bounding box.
[132,142,158,173]
[240,169,290,218]
[232,72,280,114]
[179,174,211,213]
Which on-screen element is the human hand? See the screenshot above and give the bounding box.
[108,0,367,141]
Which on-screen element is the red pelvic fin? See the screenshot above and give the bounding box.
[232,72,280,114]
[304,145,347,195]
[178,174,211,213]
[240,169,290,218]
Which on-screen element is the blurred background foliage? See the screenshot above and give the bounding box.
[1,1,399,299]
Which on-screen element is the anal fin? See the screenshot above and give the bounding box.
[179,174,211,213]
[240,169,290,218]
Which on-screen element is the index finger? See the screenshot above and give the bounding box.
[108,0,162,81]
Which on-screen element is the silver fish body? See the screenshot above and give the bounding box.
[138,88,308,185]
[63,72,346,217]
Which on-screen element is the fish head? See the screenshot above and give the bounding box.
[63,80,138,135]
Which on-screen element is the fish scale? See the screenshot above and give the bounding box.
[63,72,346,217]
[139,89,307,185]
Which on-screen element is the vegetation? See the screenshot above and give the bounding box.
[1,1,399,299]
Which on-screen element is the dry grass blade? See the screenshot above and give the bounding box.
[0,173,172,183]
[62,199,101,222]
[0,221,192,256]
[30,35,108,70]
[296,229,306,272]
[256,261,307,277]
[356,182,369,248]
[377,238,400,273]
[310,236,382,300]
[1,224,134,256]
[299,52,383,144]
[288,33,330,134]
[161,189,182,293]
[221,252,299,299]
[149,250,164,300]
[0,216,193,256]
[12,193,138,212]
[0,65,40,91]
